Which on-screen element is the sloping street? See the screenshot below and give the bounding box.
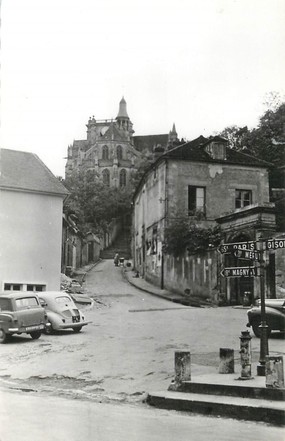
[0,259,284,439]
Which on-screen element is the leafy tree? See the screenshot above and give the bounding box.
[163,214,222,257]
[244,102,285,165]
[218,96,285,166]
[63,170,134,234]
[219,125,249,150]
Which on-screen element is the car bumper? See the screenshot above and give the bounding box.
[53,321,91,330]
[8,324,46,333]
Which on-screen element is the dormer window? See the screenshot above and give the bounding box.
[205,140,227,160]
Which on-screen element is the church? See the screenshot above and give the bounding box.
[65,97,180,187]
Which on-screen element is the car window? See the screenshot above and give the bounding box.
[55,296,72,304]
[15,297,39,310]
[0,298,12,311]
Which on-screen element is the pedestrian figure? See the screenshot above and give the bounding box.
[114,253,119,266]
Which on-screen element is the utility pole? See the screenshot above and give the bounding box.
[257,239,269,376]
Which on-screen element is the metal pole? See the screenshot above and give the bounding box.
[257,241,269,376]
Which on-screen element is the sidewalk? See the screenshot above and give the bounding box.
[123,264,190,304]
[147,366,285,426]
[123,264,285,426]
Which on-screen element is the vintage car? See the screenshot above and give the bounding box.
[247,298,285,338]
[39,291,90,333]
[0,292,49,343]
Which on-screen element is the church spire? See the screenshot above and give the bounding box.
[116,96,129,119]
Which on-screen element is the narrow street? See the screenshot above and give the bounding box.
[0,260,284,440]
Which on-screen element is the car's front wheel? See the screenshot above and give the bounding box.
[73,326,82,333]
[30,331,41,340]
[252,321,271,338]
[0,328,8,344]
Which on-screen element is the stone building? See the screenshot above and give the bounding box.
[133,136,277,305]
[65,98,181,186]
[65,97,141,187]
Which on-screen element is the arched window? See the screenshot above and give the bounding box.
[102,145,109,160]
[102,169,110,186]
[117,145,123,160]
[119,169,127,187]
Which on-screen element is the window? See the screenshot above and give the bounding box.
[15,297,39,310]
[0,298,12,311]
[119,169,127,187]
[235,190,252,209]
[4,283,22,291]
[102,145,109,160]
[188,186,205,216]
[4,283,45,292]
[117,145,123,160]
[55,296,72,304]
[102,168,110,186]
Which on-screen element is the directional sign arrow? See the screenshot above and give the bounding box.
[220,266,259,278]
[264,238,285,250]
[233,249,261,261]
[218,241,257,254]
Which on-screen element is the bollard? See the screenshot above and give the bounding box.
[266,356,284,388]
[238,330,253,380]
[174,351,191,384]
[219,348,235,374]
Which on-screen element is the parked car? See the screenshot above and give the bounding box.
[0,292,49,343]
[39,291,90,333]
[247,298,285,338]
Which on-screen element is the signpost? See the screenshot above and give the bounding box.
[220,266,259,278]
[233,249,261,261]
[264,238,285,250]
[219,238,270,376]
[218,241,256,254]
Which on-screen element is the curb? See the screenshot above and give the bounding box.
[123,268,184,303]
[147,391,285,426]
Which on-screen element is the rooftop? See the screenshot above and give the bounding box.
[0,148,69,196]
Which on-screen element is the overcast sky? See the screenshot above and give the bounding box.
[1,0,285,177]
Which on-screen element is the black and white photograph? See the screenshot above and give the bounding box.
[0,0,284,439]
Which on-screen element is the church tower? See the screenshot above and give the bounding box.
[115,97,134,140]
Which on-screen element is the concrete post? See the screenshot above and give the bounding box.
[174,351,191,383]
[239,330,253,380]
[266,356,284,388]
[219,348,235,374]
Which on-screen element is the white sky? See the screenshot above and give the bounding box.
[1,0,285,177]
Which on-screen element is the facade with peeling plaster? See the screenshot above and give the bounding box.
[133,136,279,305]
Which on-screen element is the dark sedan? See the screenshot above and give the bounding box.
[247,298,285,338]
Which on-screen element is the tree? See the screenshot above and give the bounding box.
[218,99,285,166]
[219,125,249,150]
[163,214,221,257]
[63,170,134,234]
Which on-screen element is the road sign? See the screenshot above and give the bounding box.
[264,238,285,250]
[218,241,256,254]
[220,266,259,278]
[233,249,261,261]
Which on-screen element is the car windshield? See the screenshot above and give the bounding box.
[0,298,12,311]
[15,297,39,310]
[55,296,72,304]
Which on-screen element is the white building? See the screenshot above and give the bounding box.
[0,149,69,292]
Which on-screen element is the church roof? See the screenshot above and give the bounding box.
[0,148,69,196]
[101,121,126,141]
[133,134,169,152]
